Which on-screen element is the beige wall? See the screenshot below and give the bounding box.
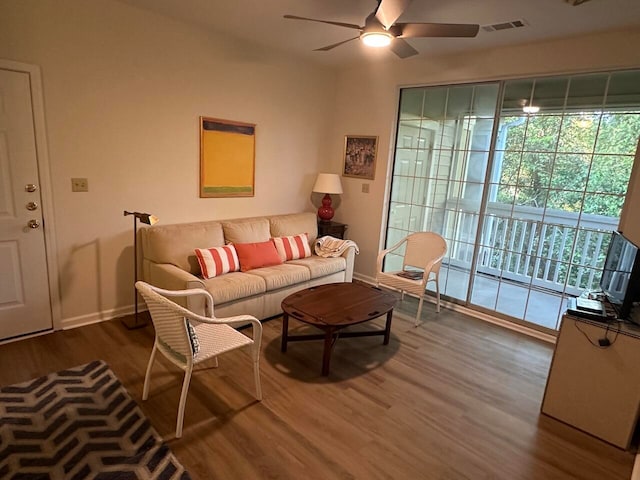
[327,28,640,280]
[0,0,336,326]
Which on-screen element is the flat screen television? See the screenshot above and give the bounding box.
[600,231,640,321]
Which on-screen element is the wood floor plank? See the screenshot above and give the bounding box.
[0,299,634,479]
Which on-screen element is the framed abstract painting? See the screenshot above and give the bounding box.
[200,117,255,197]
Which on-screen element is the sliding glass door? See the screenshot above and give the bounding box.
[385,70,640,331]
[388,83,499,306]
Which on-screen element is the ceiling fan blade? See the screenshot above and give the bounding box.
[375,0,412,29]
[314,37,360,52]
[283,15,362,30]
[398,22,480,38]
[390,38,419,58]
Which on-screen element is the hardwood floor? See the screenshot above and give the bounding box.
[0,297,634,479]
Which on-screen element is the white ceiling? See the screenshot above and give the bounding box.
[118,0,640,67]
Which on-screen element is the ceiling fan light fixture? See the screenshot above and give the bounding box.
[361,31,393,47]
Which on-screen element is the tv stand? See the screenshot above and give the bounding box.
[541,313,640,450]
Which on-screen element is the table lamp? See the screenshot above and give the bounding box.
[312,173,343,222]
[122,210,159,329]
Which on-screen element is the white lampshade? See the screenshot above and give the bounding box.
[312,173,343,194]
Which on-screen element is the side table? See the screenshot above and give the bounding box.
[317,220,347,239]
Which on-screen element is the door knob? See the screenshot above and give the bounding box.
[28,219,40,229]
[26,201,38,211]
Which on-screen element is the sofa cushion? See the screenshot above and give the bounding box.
[272,233,312,262]
[234,241,283,272]
[288,255,346,279]
[201,271,266,305]
[195,245,240,279]
[222,217,270,244]
[141,221,225,274]
[244,264,311,291]
[269,213,318,244]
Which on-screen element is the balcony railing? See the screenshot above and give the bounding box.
[446,202,618,296]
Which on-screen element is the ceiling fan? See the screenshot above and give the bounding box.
[283,0,479,59]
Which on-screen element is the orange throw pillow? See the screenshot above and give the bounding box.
[234,240,283,272]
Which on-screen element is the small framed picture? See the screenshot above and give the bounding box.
[342,135,378,180]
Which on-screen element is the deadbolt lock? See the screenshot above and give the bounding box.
[26,201,38,211]
[25,184,38,192]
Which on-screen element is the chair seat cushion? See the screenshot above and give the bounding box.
[202,272,266,305]
[377,271,426,296]
[288,255,346,279]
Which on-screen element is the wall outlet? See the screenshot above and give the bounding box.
[362,183,370,193]
[71,178,89,192]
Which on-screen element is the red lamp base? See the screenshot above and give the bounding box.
[317,193,335,222]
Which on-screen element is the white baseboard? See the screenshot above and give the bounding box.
[354,273,556,344]
[60,304,138,330]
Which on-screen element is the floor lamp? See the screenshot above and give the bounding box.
[122,210,158,329]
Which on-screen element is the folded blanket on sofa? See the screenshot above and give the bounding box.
[315,236,359,257]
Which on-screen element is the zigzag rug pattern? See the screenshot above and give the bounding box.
[0,360,191,479]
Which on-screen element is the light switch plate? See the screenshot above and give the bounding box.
[71,178,88,192]
[362,183,370,193]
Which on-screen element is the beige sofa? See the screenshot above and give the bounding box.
[140,212,355,320]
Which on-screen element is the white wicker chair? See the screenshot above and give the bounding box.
[376,232,447,326]
[135,281,262,438]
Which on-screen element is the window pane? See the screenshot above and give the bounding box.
[502,79,534,114]
[445,86,473,120]
[587,154,634,194]
[423,88,448,119]
[582,193,625,216]
[549,154,590,190]
[497,116,527,152]
[523,115,562,152]
[595,112,640,155]
[474,84,500,116]
[532,76,569,110]
[396,121,423,149]
[606,71,640,107]
[391,176,413,203]
[557,113,599,153]
[566,74,608,109]
[394,149,418,177]
[399,89,424,120]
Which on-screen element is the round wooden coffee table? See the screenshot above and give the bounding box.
[281,282,396,375]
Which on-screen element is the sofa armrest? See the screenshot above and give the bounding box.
[341,246,356,282]
[145,262,205,290]
[145,262,209,314]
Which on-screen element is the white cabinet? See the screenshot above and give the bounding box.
[541,315,640,450]
[619,138,640,246]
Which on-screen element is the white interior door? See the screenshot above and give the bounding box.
[0,67,52,339]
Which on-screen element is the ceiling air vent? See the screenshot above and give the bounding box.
[482,19,528,33]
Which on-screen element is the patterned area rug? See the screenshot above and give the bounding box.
[0,360,190,479]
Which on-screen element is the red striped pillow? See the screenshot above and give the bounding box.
[271,233,312,261]
[195,245,240,279]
